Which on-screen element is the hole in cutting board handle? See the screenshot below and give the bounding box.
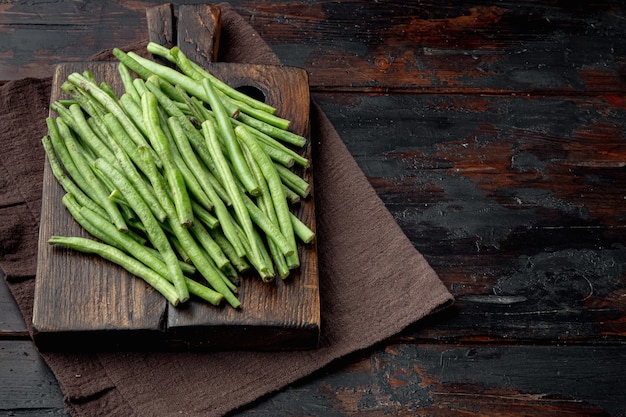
[235,85,266,103]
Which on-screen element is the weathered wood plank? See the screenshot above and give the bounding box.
[314,92,626,343]
[1,1,625,415]
[2,339,624,416]
[231,343,626,416]
[1,1,625,95]
[0,340,68,415]
[0,272,28,337]
[176,4,222,65]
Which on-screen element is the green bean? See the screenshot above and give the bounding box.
[112,48,154,80]
[202,78,260,196]
[118,93,149,137]
[124,51,229,113]
[241,193,293,257]
[161,187,241,308]
[166,124,215,212]
[149,42,277,115]
[210,260,238,293]
[64,129,128,233]
[242,140,290,278]
[290,212,315,243]
[94,157,189,303]
[282,184,301,205]
[100,111,152,179]
[99,81,117,100]
[191,200,219,229]
[145,42,175,63]
[189,220,230,270]
[202,118,263,268]
[65,196,221,305]
[232,118,309,167]
[136,146,240,306]
[101,113,168,222]
[60,83,107,120]
[133,77,148,97]
[118,62,141,104]
[143,77,232,206]
[274,163,311,198]
[113,48,186,103]
[142,91,193,228]
[231,220,273,280]
[42,135,107,219]
[229,96,290,131]
[253,225,275,281]
[167,116,223,209]
[82,70,96,83]
[234,124,299,269]
[236,111,307,147]
[126,50,240,116]
[48,236,181,306]
[208,228,250,274]
[66,72,160,167]
[45,118,108,219]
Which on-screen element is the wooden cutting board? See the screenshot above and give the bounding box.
[32,4,319,351]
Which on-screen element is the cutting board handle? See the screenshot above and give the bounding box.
[146,3,222,66]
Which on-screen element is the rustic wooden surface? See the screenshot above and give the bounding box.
[1,0,626,415]
[34,57,317,352]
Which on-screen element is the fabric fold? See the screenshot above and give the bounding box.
[0,3,453,416]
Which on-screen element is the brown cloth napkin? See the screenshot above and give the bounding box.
[0,4,453,416]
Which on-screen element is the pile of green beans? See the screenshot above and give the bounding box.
[43,43,314,309]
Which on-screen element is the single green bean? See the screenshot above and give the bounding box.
[283,184,301,205]
[99,81,117,100]
[191,200,219,229]
[118,93,149,137]
[290,212,315,243]
[112,48,154,80]
[118,62,141,104]
[209,259,238,293]
[274,163,311,198]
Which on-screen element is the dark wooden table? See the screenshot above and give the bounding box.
[2,1,626,415]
